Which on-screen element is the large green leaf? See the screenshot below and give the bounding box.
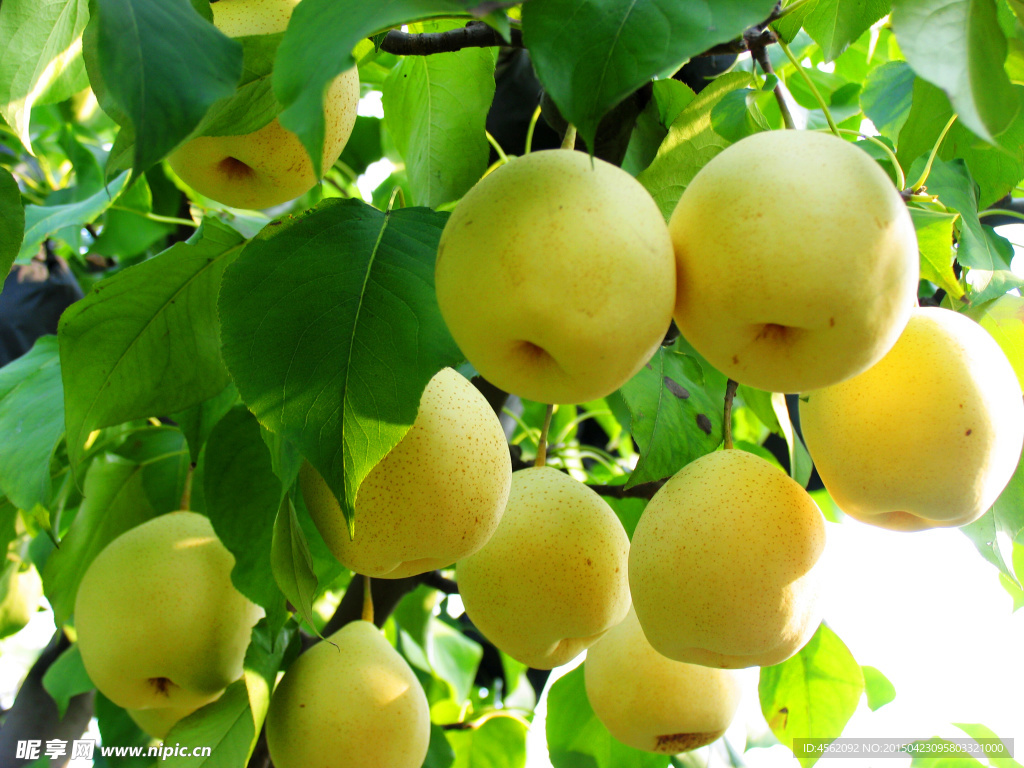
[42,456,157,627]
[204,407,287,635]
[172,383,239,464]
[219,198,461,527]
[803,0,891,61]
[896,78,1024,209]
[382,21,496,208]
[270,496,319,635]
[163,679,255,766]
[967,294,1024,389]
[196,33,283,138]
[909,207,964,300]
[42,644,93,718]
[448,716,529,768]
[546,663,670,768]
[17,172,129,263]
[59,218,244,472]
[91,0,242,176]
[0,336,64,512]
[522,0,777,152]
[274,0,480,177]
[962,454,1024,582]
[0,0,89,153]
[891,0,1018,144]
[638,72,750,218]
[617,339,724,489]
[759,623,865,768]
[860,60,915,143]
[0,167,24,280]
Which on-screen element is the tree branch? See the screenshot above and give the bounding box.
[380,21,522,56]
[587,480,665,500]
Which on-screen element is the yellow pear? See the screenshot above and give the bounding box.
[800,307,1024,531]
[300,368,511,578]
[629,449,826,668]
[74,512,263,728]
[585,607,742,753]
[265,620,430,768]
[456,466,630,669]
[166,0,359,210]
[435,149,676,404]
[669,130,919,393]
[0,560,42,639]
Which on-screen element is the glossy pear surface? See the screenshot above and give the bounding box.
[167,0,359,210]
[585,607,742,753]
[301,368,511,578]
[669,130,918,393]
[800,307,1024,531]
[629,450,826,668]
[266,620,430,768]
[457,466,630,669]
[435,149,676,404]
[74,512,262,722]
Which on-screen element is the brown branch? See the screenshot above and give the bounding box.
[587,480,665,500]
[749,33,796,130]
[380,21,523,55]
[419,569,459,594]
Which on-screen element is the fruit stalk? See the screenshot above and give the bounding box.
[536,404,555,468]
[723,379,739,450]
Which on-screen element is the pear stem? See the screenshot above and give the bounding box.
[535,404,555,468]
[362,575,374,624]
[524,105,543,155]
[723,380,739,450]
[179,464,195,511]
[561,124,577,150]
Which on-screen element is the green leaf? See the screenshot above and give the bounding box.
[42,644,94,718]
[219,198,461,528]
[861,665,896,711]
[1000,542,1024,610]
[546,663,671,768]
[204,407,288,635]
[172,383,239,465]
[196,33,283,138]
[908,738,987,768]
[772,392,813,487]
[0,337,64,512]
[163,679,255,766]
[242,620,292,749]
[860,60,915,143]
[17,172,129,263]
[897,79,1024,209]
[638,72,751,218]
[710,86,772,143]
[618,339,725,489]
[448,717,528,768]
[966,294,1024,389]
[759,623,865,768]
[59,218,244,473]
[94,693,151,768]
[0,167,24,279]
[270,496,320,636]
[521,0,777,152]
[803,0,891,62]
[274,0,478,178]
[112,426,190,514]
[382,21,496,208]
[92,0,242,176]
[0,0,90,153]
[427,618,483,704]
[42,456,156,627]
[961,454,1024,582]
[953,723,1021,768]
[425,723,457,768]
[909,207,964,300]
[891,0,1019,143]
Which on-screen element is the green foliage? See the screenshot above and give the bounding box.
[0,167,24,276]
[759,624,865,768]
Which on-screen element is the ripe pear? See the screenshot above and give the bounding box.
[0,560,42,639]
[166,0,359,210]
[456,466,630,669]
[435,149,676,404]
[669,130,919,393]
[799,307,1024,531]
[585,607,742,753]
[266,620,430,768]
[301,368,511,578]
[74,512,263,728]
[629,449,826,668]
